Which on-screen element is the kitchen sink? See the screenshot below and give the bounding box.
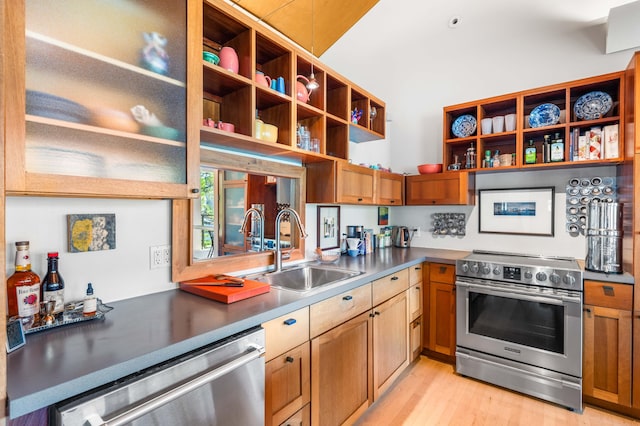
[247,265,363,292]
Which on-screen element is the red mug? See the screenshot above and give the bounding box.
[217,121,235,132]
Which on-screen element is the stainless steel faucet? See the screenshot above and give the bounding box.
[239,207,265,252]
[274,208,308,272]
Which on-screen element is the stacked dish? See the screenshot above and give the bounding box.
[26,90,91,124]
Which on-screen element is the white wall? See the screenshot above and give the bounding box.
[6,0,637,302]
[319,0,634,259]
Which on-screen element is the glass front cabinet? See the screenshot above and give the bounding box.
[5,0,201,198]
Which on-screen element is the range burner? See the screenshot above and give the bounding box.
[456,250,583,291]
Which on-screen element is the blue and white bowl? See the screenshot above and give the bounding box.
[529,103,560,128]
[451,114,476,138]
[574,91,612,120]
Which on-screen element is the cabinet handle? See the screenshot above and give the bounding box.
[439,266,447,273]
[414,266,421,271]
[602,285,614,295]
[584,307,592,314]
[391,276,399,281]
[190,188,200,194]
[369,313,375,318]
[342,295,353,301]
[374,311,380,316]
[414,286,420,290]
[283,318,297,326]
[390,200,396,204]
[358,198,363,202]
[285,356,294,363]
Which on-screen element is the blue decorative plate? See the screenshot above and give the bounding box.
[451,114,476,138]
[529,103,560,128]
[574,91,612,120]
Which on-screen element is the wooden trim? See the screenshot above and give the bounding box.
[1,0,8,419]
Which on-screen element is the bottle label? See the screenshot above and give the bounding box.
[43,290,65,314]
[15,248,31,272]
[525,147,536,163]
[16,284,40,317]
[550,143,564,161]
[83,297,97,316]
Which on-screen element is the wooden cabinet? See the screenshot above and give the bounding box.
[199,1,385,165]
[405,172,475,205]
[375,170,403,205]
[310,283,372,338]
[263,307,310,426]
[410,317,423,361]
[372,268,409,306]
[408,263,424,321]
[306,160,403,205]
[372,291,409,400]
[583,280,632,407]
[425,263,457,358]
[443,72,625,173]
[4,0,199,198]
[311,311,372,426]
[280,403,310,426]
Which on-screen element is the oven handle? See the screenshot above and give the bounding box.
[89,343,266,426]
[456,281,581,305]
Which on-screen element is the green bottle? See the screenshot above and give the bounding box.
[525,139,537,164]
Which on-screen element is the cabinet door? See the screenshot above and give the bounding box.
[428,282,456,356]
[372,291,409,400]
[336,162,375,204]
[311,311,372,426]
[279,403,310,426]
[405,172,474,205]
[266,343,311,426]
[583,305,632,406]
[6,0,198,198]
[375,171,403,205]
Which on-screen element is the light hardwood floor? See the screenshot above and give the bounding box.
[355,356,640,425]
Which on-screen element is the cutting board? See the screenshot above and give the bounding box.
[179,276,270,304]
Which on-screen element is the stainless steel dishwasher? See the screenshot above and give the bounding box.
[51,327,265,425]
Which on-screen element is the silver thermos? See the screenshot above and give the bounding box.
[585,202,623,274]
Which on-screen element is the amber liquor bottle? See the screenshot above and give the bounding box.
[42,252,65,316]
[7,241,41,327]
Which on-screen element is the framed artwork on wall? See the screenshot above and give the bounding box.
[378,206,389,225]
[317,205,340,249]
[478,187,554,236]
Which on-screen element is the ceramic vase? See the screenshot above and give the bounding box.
[219,46,239,73]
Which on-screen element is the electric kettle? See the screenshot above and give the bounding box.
[392,226,414,248]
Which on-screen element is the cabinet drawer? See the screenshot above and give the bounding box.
[264,307,310,361]
[429,263,455,284]
[584,281,632,310]
[310,283,372,338]
[409,263,424,285]
[372,269,409,306]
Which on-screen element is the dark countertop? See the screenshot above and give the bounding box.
[7,247,468,418]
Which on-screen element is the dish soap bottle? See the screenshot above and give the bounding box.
[525,139,537,164]
[83,283,97,317]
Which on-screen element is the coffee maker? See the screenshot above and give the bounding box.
[346,225,365,255]
[585,202,623,274]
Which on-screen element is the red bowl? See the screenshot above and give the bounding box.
[417,163,443,174]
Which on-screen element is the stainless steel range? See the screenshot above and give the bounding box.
[455,250,583,412]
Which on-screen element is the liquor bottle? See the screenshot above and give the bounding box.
[525,139,537,164]
[42,252,65,316]
[7,241,41,328]
[550,132,564,162]
[543,135,551,163]
[83,283,97,317]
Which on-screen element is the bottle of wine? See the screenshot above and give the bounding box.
[42,252,65,316]
[7,241,41,328]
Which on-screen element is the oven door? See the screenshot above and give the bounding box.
[456,277,582,377]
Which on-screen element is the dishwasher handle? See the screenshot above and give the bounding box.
[91,343,265,426]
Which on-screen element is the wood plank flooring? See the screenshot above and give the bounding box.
[355,356,640,425]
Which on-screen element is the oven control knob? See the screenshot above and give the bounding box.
[563,274,576,286]
[460,263,469,273]
[493,267,500,275]
[549,273,560,284]
[481,265,491,275]
[470,263,479,273]
[535,272,547,282]
[524,270,533,280]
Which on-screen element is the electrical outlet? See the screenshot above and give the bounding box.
[150,245,171,269]
[414,227,421,238]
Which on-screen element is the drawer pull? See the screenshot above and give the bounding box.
[285,356,294,363]
[414,286,420,290]
[343,295,353,301]
[439,266,447,273]
[283,318,297,326]
[391,276,399,281]
[414,266,421,271]
[602,285,614,296]
[584,307,592,314]
[369,313,375,318]
[374,311,380,316]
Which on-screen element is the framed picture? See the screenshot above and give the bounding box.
[317,206,340,249]
[478,187,554,236]
[67,213,117,252]
[378,206,389,225]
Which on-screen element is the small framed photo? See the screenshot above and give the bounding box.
[6,319,26,353]
[478,187,555,236]
[317,205,340,249]
[378,206,389,225]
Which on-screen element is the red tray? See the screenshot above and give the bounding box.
[179,276,270,304]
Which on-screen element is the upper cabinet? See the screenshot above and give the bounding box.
[199,1,385,164]
[5,0,201,198]
[443,72,625,173]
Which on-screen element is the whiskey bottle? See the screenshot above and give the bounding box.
[7,241,41,328]
[42,252,65,316]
